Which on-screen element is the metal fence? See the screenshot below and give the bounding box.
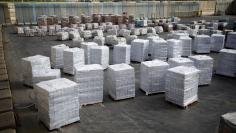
[14,1,200,23]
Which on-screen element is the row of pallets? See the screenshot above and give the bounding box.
[0,25,16,133]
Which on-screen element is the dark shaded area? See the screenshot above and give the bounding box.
[3,16,236,133]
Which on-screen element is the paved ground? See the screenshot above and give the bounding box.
[3,16,236,133]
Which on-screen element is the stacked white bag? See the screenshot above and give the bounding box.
[225,32,236,49]
[216,49,236,77]
[63,48,85,75]
[189,55,213,85]
[211,34,225,52]
[131,39,149,62]
[51,44,69,69]
[107,64,135,100]
[22,55,61,87]
[168,57,194,68]
[126,35,138,44]
[57,32,69,41]
[140,60,169,95]
[105,35,118,46]
[151,39,168,61]
[167,39,182,58]
[93,36,105,46]
[179,36,192,57]
[193,35,211,53]
[81,42,98,64]
[113,44,131,64]
[165,66,200,107]
[90,46,109,69]
[35,78,80,130]
[74,64,103,106]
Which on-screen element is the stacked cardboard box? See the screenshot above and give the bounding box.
[90,46,109,69]
[193,35,211,53]
[131,39,149,62]
[151,39,168,61]
[179,36,192,57]
[81,42,98,64]
[51,44,69,69]
[211,34,225,52]
[167,39,182,58]
[225,32,236,49]
[113,44,131,64]
[168,57,194,68]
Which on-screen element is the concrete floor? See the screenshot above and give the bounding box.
[3,16,236,133]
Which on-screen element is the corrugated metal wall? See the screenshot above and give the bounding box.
[0,5,5,24]
[14,1,200,23]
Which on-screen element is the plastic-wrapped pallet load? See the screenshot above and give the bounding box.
[90,46,109,69]
[105,35,118,46]
[35,78,80,130]
[24,29,34,37]
[107,64,135,100]
[216,49,236,77]
[193,35,211,54]
[33,69,61,84]
[225,32,236,49]
[167,39,182,58]
[69,31,80,41]
[131,39,149,62]
[211,34,225,52]
[168,57,194,68]
[74,64,103,106]
[94,36,105,46]
[126,35,137,44]
[92,30,103,37]
[140,28,148,35]
[81,42,98,64]
[189,55,213,85]
[63,48,85,75]
[140,60,169,95]
[151,39,168,61]
[155,26,164,34]
[57,32,69,41]
[113,44,131,64]
[48,25,56,36]
[85,23,93,30]
[16,27,24,34]
[147,36,160,55]
[81,30,92,40]
[21,55,58,86]
[130,28,140,36]
[179,36,192,57]
[118,29,131,37]
[51,44,69,69]
[165,66,200,107]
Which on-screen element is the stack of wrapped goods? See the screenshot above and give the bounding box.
[131,39,149,62]
[126,35,137,44]
[179,36,192,57]
[128,15,134,23]
[117,15,123,25]
[151,39,168,61]
[155,26,164,34]
[81,42,98,64]
[140,60,169,95]
[165,66,200,107]
[82,30,92,39]
[69,16,81,24]
[168,57,194,68]
[193,35,211,53]
[63,48,85,75]
[69,31,81,41]
[211,34,225,52]
[21,55,60,86]
[57,32,69,41]
[51,44,69,69]
[24,29,35,37]
[105,35,118,46]
[189,55,213,85]
[107,64,135,100]
[92,30,103,37]
[216,49,236,77]
[82,15,92,23]
[118,29,131,37]
[16,27,24,34]
[90,46,109,69]
[225,32,236,49]
[61,17,69,27]
[47,16,54,25]
[35,78,80,130]
[37,16,47,26]
[131,28,140,36]
[140,28,148,35]
[93,14,101,23]
[85,23,93,30]
[102,15,112,22]
[48,25,56,36]
[147,36,160,55]
[113,44,131,64]
[94,36,105,46]
[92,23,99,29]
[167,39,182,58]
[74,64,103,106]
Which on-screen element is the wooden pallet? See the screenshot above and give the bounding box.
[139,88,165,96]
[109,94,135,101]
[167,100,198,109]
[80,102,104,108]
